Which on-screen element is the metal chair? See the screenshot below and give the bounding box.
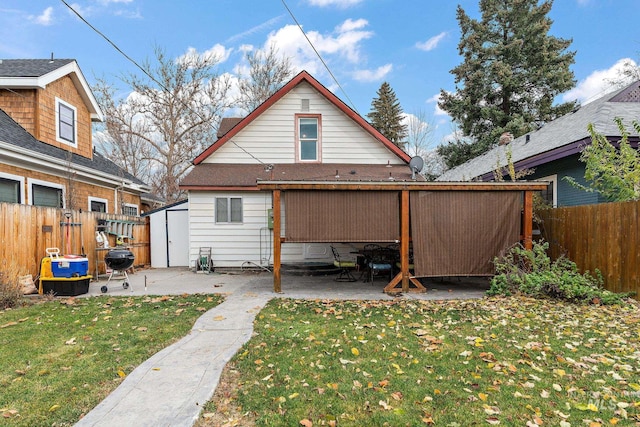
[367,247,394,282]
[331,246,357,282]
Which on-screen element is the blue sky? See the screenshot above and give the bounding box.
[1,0,639,147]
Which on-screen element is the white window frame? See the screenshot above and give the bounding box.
[27,178,65,208]
[537,174,557,208]
[89,196,109,213]
[0,172,25,204]
[55,97,77,147]
[215,197,243,224]
[295,114,321,163]
[122,203,139,217]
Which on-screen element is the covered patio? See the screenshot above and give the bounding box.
[257,181,549,293]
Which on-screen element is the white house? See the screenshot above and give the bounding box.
[180,71,418,269]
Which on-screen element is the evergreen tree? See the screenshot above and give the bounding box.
[367,82,408,147]
[438,0,577,168]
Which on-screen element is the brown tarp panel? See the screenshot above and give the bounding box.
[410,191,521,276]
[285,190,399,242]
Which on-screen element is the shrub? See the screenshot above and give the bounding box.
[488,241,631,304]
[0,259,26,309]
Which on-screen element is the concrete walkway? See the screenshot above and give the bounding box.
[75,268,488,426]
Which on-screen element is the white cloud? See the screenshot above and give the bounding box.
[562,58,637,104]
[30,7,54,26]
[264,19,374,73]
[416,32,447,52]
[427,92,448,117]
[97,0,134,4]
[226,15,286,43]
[178,44,233,66]
[307,0,364,8]
[352,64,393,82]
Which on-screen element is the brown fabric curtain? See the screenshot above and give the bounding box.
[285,190,399,242]
[410,191,521,277]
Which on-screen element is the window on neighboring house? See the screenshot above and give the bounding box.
[297,115,320,162]
[31,183,64,208]
[56,98,77,146]
[537,175,557,208]
[0,174,23,203]
[216,197,243,223]
[89,197,108,213]
[121,203,139,216]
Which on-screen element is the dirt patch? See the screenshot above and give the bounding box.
[196,362,256,427]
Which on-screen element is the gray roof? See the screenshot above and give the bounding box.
[0,108,147,186]
[0,58,75,77]
[438,81,640,181]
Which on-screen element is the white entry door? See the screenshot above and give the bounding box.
[167,209,189,267]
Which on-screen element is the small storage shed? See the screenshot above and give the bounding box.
[144,200,189,268]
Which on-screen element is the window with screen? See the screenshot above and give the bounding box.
[0,177,21,203]
[32,183,63,208]
[90,198,107,213]
[122,203,139,216]
[216,197,243,223]
[56,98,76,146]
[297,115,320,161]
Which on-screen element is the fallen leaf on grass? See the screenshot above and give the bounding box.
[2,409,18,418]
[300,419,313,427]
[137,326,148,332]
[49,404,60,412]
[65,337,77,345]
[1,322,18,329]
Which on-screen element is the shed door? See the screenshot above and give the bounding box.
[167,209,189,267]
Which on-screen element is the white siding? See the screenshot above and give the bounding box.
[189,191,334,268]
[203,82,404,165]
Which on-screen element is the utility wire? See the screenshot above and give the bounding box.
[59,0,268,166]
[280,0,359,115]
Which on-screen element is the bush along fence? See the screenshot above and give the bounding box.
[0,202,150,283]
[538,199,640,299]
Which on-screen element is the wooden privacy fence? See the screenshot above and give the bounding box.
[539,200,640,297]
[0,202,150,281]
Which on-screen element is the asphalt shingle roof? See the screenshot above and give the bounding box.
[0,108,146,186]
[438,81,640,181]
[180,163,423,188]
[0,58,75,77]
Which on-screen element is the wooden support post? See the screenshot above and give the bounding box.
[401,190,410,292]
[383,190,425,294]
[273,190,282,293]
[523,190,534,250]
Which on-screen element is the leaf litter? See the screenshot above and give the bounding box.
[199,296,640,426]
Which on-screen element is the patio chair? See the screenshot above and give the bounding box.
[367,247,394,282]
[331,246,357,282]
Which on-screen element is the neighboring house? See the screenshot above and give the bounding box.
[438,80,640,207]
[0,58,151,215]
[180,70,421,268]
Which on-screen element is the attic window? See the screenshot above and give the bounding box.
[301,99,310,112]
[55,98,77,147]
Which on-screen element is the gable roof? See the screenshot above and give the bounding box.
[0,58,104,122]
[193,70,411,165]
[0,108,148,190]
[438,80,640,181]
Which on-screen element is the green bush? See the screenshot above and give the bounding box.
[488,241,631,304]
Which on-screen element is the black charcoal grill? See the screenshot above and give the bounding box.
[101,249,135,293]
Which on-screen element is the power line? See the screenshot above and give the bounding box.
[59,0,268,166]
[280,0,360,115]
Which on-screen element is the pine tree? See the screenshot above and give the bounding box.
[438,0,577,169]
[367,82,408,147]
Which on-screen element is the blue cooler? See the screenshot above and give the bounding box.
[51,256,89,278]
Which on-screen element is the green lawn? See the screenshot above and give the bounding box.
[202,296,640,426]
[0,294,223,426]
